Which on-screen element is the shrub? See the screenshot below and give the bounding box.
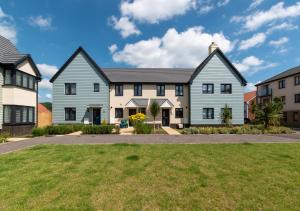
[0,132,9,143]
[32,127,47,137]
[181,125,293,135]
[101,119,107,125]
[134,123,152,134]
[82,125,114,134]
[114,125,120,134]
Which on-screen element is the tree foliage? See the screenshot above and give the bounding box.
[252,97,283,129]
[150,101,160,131]
[221,104,232,127]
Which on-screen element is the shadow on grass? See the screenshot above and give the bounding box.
[113,143,140,148]
[126,155,140,161]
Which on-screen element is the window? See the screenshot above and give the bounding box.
[138,108,146,115]
[3,106,35,124]
[281,96,286,104]
[295,94,300,103]
[202,84,214,94]
[4,69,36,91]
[221,84,232,94]
[65,108,76,121]
[134,84,142,96]
[157,84,165,96]
[115,108,123,118]
[295,76,300,85]
[115,84,123,96]
[175,84,184,96]
[65,83,76,95]
[278,80,285,89]
[203,108,214,119]
[283,112,287,122]
[175,108,183,118]
[94,83,99,92]
[293,112,298,122]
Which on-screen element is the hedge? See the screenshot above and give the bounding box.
[81,125,114,134]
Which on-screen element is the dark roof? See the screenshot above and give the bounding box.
[190,48,247,86]
[256,66,300,86]
[0,35,41,79]
[150,99,174,106]
[50,47,110,83]
[102,68,194,83]
[126,98,149,107]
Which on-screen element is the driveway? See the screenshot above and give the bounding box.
[0,134,299,155]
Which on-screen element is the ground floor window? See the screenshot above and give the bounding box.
[138,108,146,115]
[283,112,287,122]
[65,108,76,121]
[3,105,35,124]
[115,108,123,118]
[203,108,214,119]
[293,112,298,122]
[175,108,183,118]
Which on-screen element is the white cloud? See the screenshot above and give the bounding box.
[266,22,298,34]
[120,0,196,24]
[37,64,58,78]
[108,44,118,54]
[109,16,141,38]
[236,2,300,31]
[244,81,260,92]
[45,93,52,99]
[234,56,277,75]
[0,7,17,43]
[28,16,52,30]
[39,79,52,89]
[269,37,289,47]
[239,33,266,50]
[217,0,230,7]
[112,26,233,67]
[248,0,264,10]
[199,5,215,14]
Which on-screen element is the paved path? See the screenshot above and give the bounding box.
[0,134,299,155]
[162,127,181,135]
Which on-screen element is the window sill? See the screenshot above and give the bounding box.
[3,122,35,126]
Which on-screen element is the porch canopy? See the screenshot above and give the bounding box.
[125,99,148,108]
[150,99,174,108]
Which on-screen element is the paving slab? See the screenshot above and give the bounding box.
[162,127,181,135]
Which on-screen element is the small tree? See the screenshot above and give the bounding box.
[252,97,283,129]
[221,104,232,127]
[150,101,160,131]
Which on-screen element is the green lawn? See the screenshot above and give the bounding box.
[1,144,300,210]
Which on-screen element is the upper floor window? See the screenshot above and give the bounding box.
[157,84,165,96]
[94,83,99,92]
[4,69,36,91]
[175,108,183,118]
[175,84,184,96]
[65,83,76,95]
[278,80,285,89]
[295,76,300,86]
[202,83,214,94]
[295,94,300,103]
[221,84,232,94]
[115,84,123,96]
[203,108,214,119]
[134,83,142,96]
[65,108,76,121]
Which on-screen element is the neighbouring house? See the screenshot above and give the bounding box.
[38,103,52,127]
[0,35,41,135]
[50,42,247,127]
[244,91,256,122]
[256,66,300,127]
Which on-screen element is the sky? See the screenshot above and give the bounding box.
[0,0,300,102]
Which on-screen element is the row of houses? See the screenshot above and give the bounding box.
[0,34,299,135]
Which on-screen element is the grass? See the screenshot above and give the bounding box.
[0,144,300,210]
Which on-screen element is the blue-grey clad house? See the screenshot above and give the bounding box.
[50,43,247,127]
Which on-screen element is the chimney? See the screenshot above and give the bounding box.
[208,42,218,54]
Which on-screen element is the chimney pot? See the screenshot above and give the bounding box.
[209,42,218,54]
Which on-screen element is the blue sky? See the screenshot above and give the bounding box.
[1,0,300,102]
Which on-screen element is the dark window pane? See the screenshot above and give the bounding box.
[65,108,76,121]
[15,107,21,123]
[5,70,12,84]
[115,108,123,118]
[203,108,214,119]
[175,85,183,96]
[295,94,300,103]
[175,108,183,118]
[65,83,76,95]
[16,71,22,86]
[221,84,232,94]
[115,84,123,96]
[22,107,28,123]
[134,84,142,96]
[202,84,214,94]
[157,84,165,96]
[295,76,300,85]
[94,83,100,92]
[4,106,11,123]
